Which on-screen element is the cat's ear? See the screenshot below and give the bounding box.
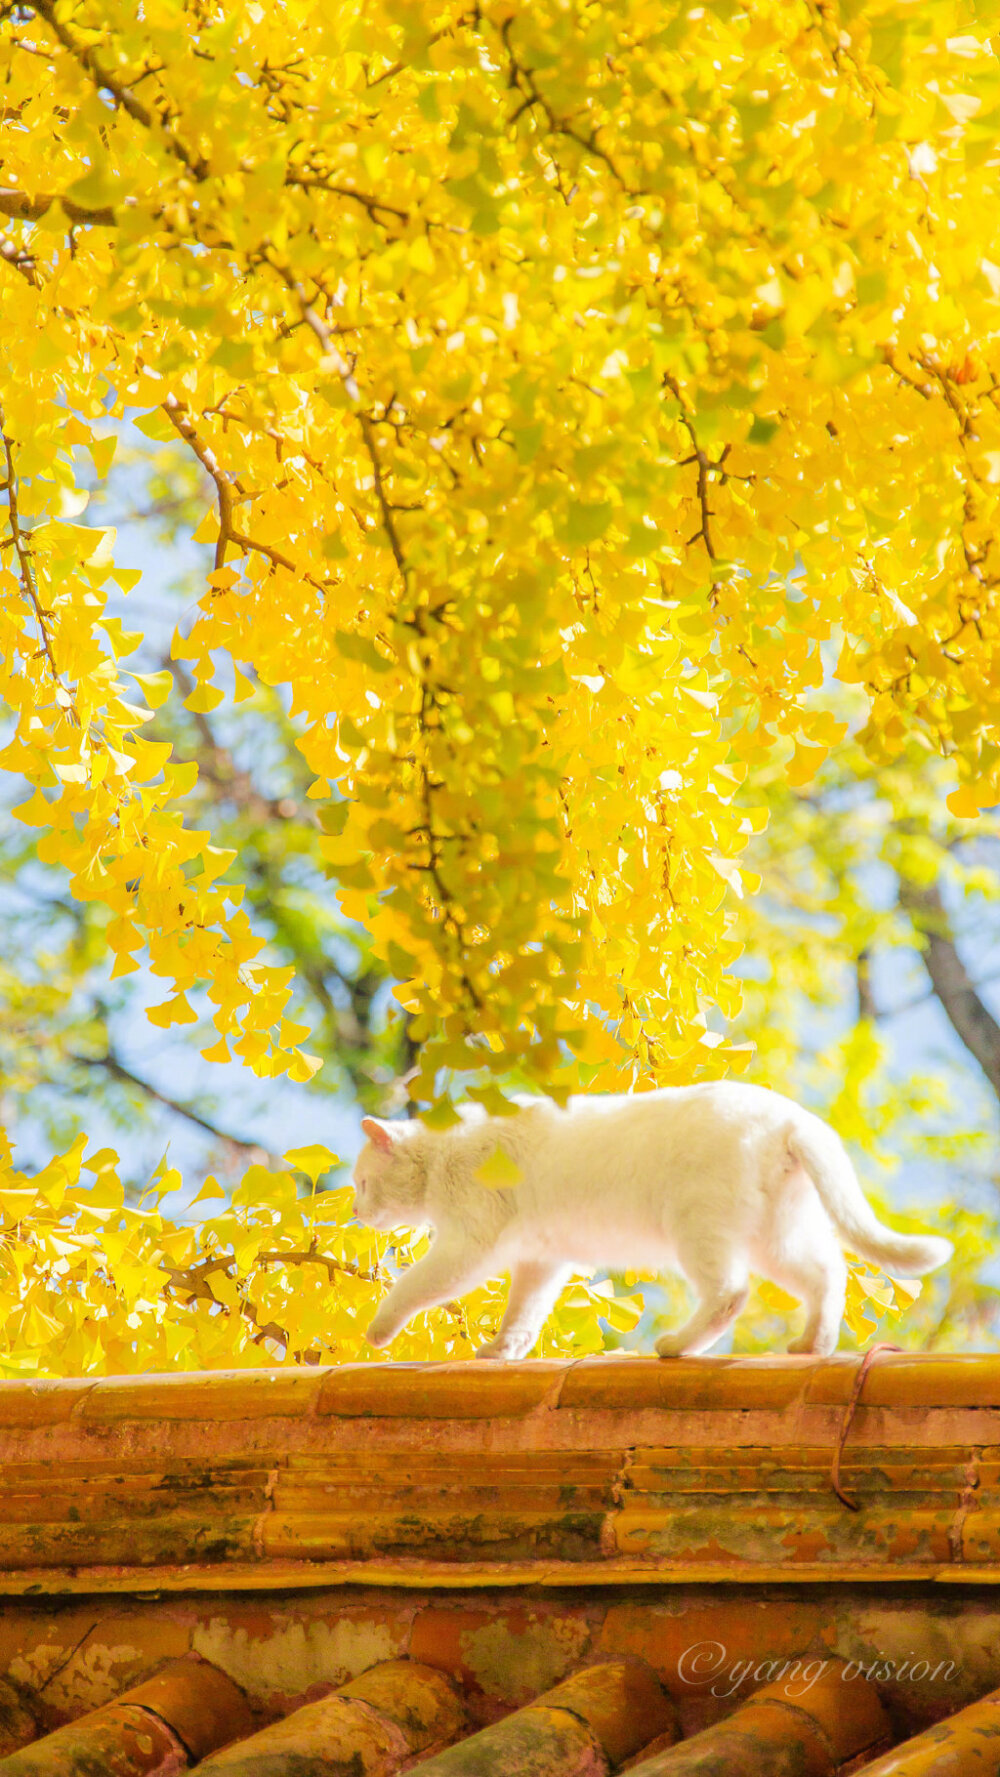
[361,1116,396,1155]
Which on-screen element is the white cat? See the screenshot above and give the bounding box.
[352,1084,952,1359]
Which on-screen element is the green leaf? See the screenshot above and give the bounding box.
[563,501,613,546]
[421,1097,462,1131]
[335,630,395,673]
[133,410,178,442]
[512,424,544,464]
[748,415,779,446]
[386,940,415,979]
[319,799,350,837]
[473,1147,523,1189]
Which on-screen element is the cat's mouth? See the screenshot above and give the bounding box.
[353,1191,392,1229]
[362,1206,399,1230]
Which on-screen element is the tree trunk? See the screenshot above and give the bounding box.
[898,877,1000,1101]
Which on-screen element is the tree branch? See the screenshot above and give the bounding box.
[30,0,210,180]
[161,1262,292,1354]
[163,395,236,574]
[663,374,718,565]
[161,1243,391,1361]
[856,948,876,1022]
[898,877,1000,1100]
[2,427,77,711]
[283,174,408,221]
[265,256,361,401]
[163,395,328,588]
[0,234,40,285]
[497,17,632,192]
[257,1247,376,1282]
[71,1048,270,1154]
[0,185,117,227]
[0,179,402,231]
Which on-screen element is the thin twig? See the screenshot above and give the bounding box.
[31,0,209,180]
[498,17,632,192]
[0,185,117,227]
[265,256,360,400]
[164,395,328,589]
[257,1247,377,1282]
[663,374,717,564]
[0,234,40,285]
[283,174,408,222]
[161,1263,291,1353]
[163,395,236,573]
[2,428,76,710]
[71,1049,269,1154]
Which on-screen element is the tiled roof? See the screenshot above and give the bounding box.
[1,1355,1000,1773]
[0,1646,996,1776]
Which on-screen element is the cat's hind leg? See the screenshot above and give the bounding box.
[771,1248,847,1357]
[763,1169,848,1356]
[476,1261,571,1360]
[654,1255,749,1358]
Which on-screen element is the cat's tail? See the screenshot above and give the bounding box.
[787,1118,952,1276]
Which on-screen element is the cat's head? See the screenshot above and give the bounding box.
[352,1117,429,1230]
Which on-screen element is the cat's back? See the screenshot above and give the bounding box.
[499,1083,715,1162]
[512,1080,802,1159]
[478,1082,801,1183]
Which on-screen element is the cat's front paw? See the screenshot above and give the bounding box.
[365,1314,398,1349]
[476,1334,531,1361]
[787,1332,838,1357]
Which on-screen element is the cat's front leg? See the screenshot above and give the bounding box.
[476,1260,571,1361]
[366,1238,494,1349]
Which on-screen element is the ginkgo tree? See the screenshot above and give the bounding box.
[1,0,999,1375]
